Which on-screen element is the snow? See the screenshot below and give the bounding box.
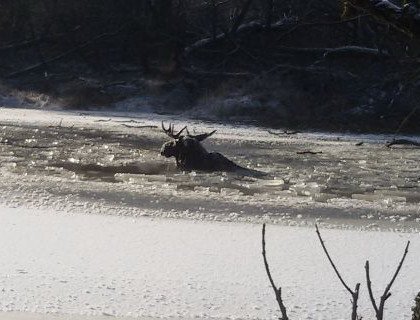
[0,312,124,320]
[0,205,419,320]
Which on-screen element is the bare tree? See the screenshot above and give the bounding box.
[262,223,412,320]
[365,241,410,320]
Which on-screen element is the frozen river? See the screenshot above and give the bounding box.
[0,108,419,231]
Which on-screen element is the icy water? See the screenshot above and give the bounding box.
[0,108,419,231]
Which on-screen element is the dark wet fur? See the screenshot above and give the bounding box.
[161,134,266,177]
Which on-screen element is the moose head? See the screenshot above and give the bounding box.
[160,122,217,171]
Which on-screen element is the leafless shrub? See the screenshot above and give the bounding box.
[365,241,410,320]
[262,223,412,319]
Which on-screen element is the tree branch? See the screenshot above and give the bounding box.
[0,26,81,54]
[6,27,126,78]
[315,224,360,320]
[377,241,410,317]
[230,0,254,34]
[365,241,410,320]
[275,45,387,57]
[184,19,293,56]
[365,260,379,315]
[262,224,289,320]
[344,0,420,38]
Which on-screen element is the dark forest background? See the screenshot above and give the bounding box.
[1,0,420,133]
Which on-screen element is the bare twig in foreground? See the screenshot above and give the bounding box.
[413,292,420,320]
[262,224,289,320]
[365,241,410,320]
[315,224,361,320]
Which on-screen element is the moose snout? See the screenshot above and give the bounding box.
[160,141,177,158]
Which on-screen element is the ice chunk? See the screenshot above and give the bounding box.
[312,193,337,203]
[374,189,420,203]
[290,182,324,197]
[176,183,196,191]
[352,193,406,204]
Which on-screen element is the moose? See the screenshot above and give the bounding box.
[160,122,265,176]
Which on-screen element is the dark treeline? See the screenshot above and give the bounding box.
[0,0,350,73]
[0,0,419,132]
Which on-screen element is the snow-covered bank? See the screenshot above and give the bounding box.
[1,107,420,143]
[0,312,136,320]
[1,205,419,319]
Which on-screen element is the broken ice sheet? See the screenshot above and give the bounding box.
[0,113,419,227]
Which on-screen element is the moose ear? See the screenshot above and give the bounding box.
[192,130,217,142]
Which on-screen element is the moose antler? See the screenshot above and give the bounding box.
[186,127,217,142]
[161,122,187,139]
[162,122,216,141]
